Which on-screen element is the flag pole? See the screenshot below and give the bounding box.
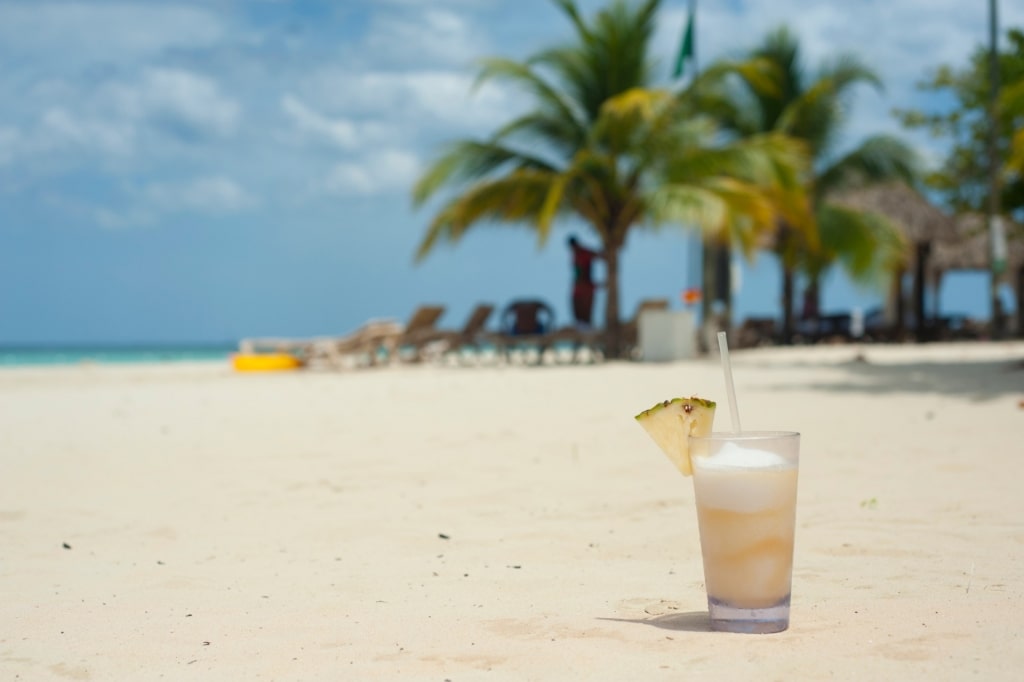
[987,0,1005,338]
[676,0,702,325]
[674,0,716,347]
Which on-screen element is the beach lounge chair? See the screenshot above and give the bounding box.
[427,303,498,362]
[240,316,404,369]
[385,304,448,363]
[306,318,404,368]
[307,305,447,367]
[493,299,557,363]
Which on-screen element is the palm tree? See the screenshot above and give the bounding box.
[697,26,919,342]
[412,0,810,357]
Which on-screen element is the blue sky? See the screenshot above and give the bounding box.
[1,0,1020,345]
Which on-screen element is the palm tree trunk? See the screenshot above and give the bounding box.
[912,242,931,342]
[716,243,733,333]
[781,265,795,344]
[776,223,795,345]
[603,246,622,358]
[700,242,714,352]
[809,278,821,321]
[891,269,906,340]
[700,240,731,350]
[1017,264,1024,339]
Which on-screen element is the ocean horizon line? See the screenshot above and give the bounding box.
[0,342,240,367]
[0,341,239,350]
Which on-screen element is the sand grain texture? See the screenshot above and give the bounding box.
[1,342,1022,681]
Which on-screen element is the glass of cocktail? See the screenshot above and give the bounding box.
[688,431,800,633]
[634,334,799,634]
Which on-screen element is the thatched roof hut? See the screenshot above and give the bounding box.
[827,183,1024,336]
[830,182,959,249]
[829,182,960,338]
[929,212,1024,277]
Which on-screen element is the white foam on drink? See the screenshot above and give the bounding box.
[699,442,789,470]
[692,442,797,513]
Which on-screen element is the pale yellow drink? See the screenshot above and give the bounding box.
[693,466,797,608]
[689,432,800,633]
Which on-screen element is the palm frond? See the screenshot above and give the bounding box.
[685,85,762,137]
[752,26,805,125]
[1007,127,1024,175]
[474,57,586,142]
[817,135,921,198]
[414,170,557,260]
[664,132,807,195]
[647,184,728,235]
[817,53,882,94]
[682,57,783,136]
[530,45,604,124]
[412,141,556,206]
[808,203,907,281]
[756,26,802,88]
[591,0,659,94]
[538,174,570,242]
[647,173,783,256]
[550,0,591,42]
[1002,80,1024,174]
[688,56,784,103]
[491,111,586,157]
[701,176,781,254]
[530,0,658,124]
[775,77,844,150]
[593,86,668,155]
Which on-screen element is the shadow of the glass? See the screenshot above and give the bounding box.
[598,610,711,633]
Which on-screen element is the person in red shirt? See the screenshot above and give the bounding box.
[567,235,604,328]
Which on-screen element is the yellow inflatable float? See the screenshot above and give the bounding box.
[231,353,303,372]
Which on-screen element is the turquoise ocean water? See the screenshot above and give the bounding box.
[0,345,236,367]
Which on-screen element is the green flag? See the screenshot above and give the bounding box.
[672,2,695,79]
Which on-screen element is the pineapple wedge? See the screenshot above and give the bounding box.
[635,397,716,475]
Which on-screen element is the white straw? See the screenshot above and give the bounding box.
[716,331,742,433]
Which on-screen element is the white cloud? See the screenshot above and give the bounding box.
[113,68,241,139]
[324,149,421,196]
[95,205,157,230]
[373,0,494,6]
[651,0,1014,163]
[301,68,513,135]
[402,71,513,129]
[39,108,134,156]
[363,9,486,67]
[144,176,256,213]
[0,67,241,169]
[281,95,360,150]
[0,2,224,63]
[91,175,255,229]
[4,0,1022,232]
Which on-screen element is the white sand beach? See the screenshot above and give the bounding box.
[2,341,1023,681]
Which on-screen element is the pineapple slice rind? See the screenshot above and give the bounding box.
[634,397,716,476]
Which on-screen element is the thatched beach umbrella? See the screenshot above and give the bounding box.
[831,182,958,338]
[930,213,1024,334]
[929,213,1024,272]
[833,182,959,244]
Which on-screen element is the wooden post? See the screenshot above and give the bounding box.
[1017,264,1024,338]
[987,0,1003,337]
[893,268,906,340]
[913,242,931,341]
